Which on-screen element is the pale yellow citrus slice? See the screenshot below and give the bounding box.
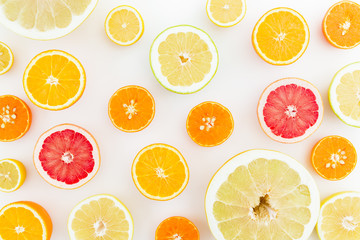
[0,41,13,75]
[206,0,246,27]
[0,158,26,192]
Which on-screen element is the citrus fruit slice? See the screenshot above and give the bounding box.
[252,7,310,65]
[0,159,26,192]
[33,124,100,189]
[132,143,189,201]
[317,192,360,240]
[68,194,133,240]
[258,78,324,143]
[105,5,144,46]
[323,1,360,49]
[156,216,200,240]
[23,50,86,111]
[108,85,155,132]
[0,41,13,75]
[206,0,246,27]
[0,95,31,142]
[0,0,98,40]
[0,201,52,240]
[312,135,357,181]
[205,149,320,240]
[329,62,360,127]
[150,25,219,94]
[186,101,234,147]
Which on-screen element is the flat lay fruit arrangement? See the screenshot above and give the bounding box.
[1,0,360,239]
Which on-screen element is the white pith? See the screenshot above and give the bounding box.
[0,104,16,129]
[0,159,22,192]
[206,0,246,27]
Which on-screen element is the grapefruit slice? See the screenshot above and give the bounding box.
[156,216,200,240]
[33,124,100,189]
[205,149,320,240]
[258,78,324,143]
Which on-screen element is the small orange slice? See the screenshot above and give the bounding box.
[0,95,31,142]
[186,101,234,147]
[156,216,200,240]
[312,135,357,181]
[108,85,155,132]
[323,1,360,49]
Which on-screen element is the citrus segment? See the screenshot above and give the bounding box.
[0,41,13,75]
[206,0,246,27]
[0,159,26,192]
[156,216,200,240]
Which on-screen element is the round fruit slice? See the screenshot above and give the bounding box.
[312,136,357,181]
[323,1,360,49]
[0,0,98,40]
[108,85,155,132]
[0,95,31,142]
[156,216,200,240]
[205,149,320,240]
[252,8,310,65]
[68,194,133,240]
[33,124,100,189]
[0,159,26,192]
[0,201,52,240]
[132,143,189,201]
[186,101,234,147]
[258,78,324,143]
[329,62,360,127]
[206,0,246,27]
[105,5,144,46]
[150,25,219,94]
[317,192,360,240]
[0,41,13,75]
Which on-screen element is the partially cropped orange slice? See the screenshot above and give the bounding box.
[108,85,155,132]
[312,135,357,181]
[186,101,234,147]
[156,216,200,240]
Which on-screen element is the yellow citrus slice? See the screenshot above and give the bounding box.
[105,5,144,46]
[0,41,13,75]
[23,50,86,111]
[0,158,26,192]
[68,194,133,240]
[206,0,246,27]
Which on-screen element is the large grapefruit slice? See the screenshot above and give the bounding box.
[34,124,100,189]
[258,78,323,143]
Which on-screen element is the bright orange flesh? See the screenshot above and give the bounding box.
[108,85,155,132]
[186,101,234,147]
[312,135,357,180]
[156,216,200,240]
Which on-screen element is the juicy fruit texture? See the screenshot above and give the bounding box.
[258,78,323,143]
[68,194,133,240]
[23,50,86,111]
[205,149,320,240]
[150,25,219,94]
[108,85,155,132]
[0,95,32,142]
[323,1,360,49]
[105,5,144,46]
[33,124,100,189]
[0,41,13,75]
[317,192,360,240]
[0,159,26,192]
[0,201,53,240]
[186,101,234,147]
[206,0,246,27]
[0,0,98,40]
[156,216,200,240]
[252,8,310,65]
[132,143,189,201]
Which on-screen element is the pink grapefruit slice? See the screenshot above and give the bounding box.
[34,124,100,189]
[257,78,324,143]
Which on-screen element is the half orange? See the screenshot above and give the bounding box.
[156,216,200,240]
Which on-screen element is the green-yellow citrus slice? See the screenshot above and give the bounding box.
[206,0,246,27]
[0,41,13,75]
[205,149,320,240]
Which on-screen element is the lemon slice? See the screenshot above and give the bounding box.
[206,0,246,27]
[0,159,26,192]
[205,149,320,240]
[0,42,13,75]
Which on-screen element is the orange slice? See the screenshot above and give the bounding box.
[132,143,189,201]
[252,7,310,65]
[0,201,52,240]
[186,101,234,147]
[0,95,31,142]
[108,85,155,132]
[312,135,357,181]
[23,50,86,111]
[323,1,360,49]
[0,42,13,75]
[156,216,200,240]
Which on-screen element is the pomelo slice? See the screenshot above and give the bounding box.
[258,78,323,143]
[33,124,100,189]
[205,149,320,240]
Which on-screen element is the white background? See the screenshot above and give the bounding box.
[1,0,360,239]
